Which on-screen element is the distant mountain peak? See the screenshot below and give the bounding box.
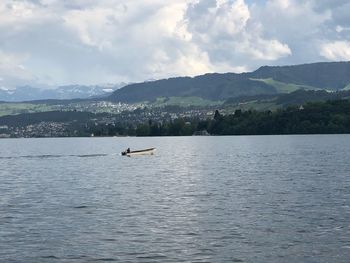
[0,83,127,102]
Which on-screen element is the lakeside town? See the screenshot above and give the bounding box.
[0,103,217,138]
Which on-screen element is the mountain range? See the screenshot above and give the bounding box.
[107,61,350,103]
[0,84,127,102]
[1,61,350,103]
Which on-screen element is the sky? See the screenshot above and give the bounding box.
[1,0,350,89]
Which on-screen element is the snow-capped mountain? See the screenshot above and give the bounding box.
[0,83,128,102]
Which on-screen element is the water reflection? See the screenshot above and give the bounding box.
[0,135,350,262]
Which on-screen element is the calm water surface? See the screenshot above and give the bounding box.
[1,135,350,262]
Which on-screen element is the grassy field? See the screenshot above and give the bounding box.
[0,103,54,117]
[342,84,350,91]
[151,96,224,107]
[252,78,320,93]
[224,100,280,113]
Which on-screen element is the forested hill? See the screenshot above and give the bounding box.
[107,73,275,103]
[108,61,350,103]
[250,61,350,90]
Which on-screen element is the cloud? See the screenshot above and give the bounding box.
[61,1,209,81]
[185,0,291,71]
[321,41,350,60]
[187,0,250,37]
[251,0,332,64]
[0,50,34,88]
[0,1,55,31]
[0,0,349,87]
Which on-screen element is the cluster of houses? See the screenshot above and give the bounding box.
[0,104,220,138]
[2,122,68,138]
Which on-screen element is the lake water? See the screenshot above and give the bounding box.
[1,135,350,262]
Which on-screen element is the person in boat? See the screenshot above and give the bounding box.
[126,148,131,153]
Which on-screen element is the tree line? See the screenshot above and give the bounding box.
[89,100,350,136]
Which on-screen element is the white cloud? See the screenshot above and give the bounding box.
[336,25,344,33]
[186,0,291,65]
[321,41,350,60]
[0,1,55,31]
[335,25,350,33]
[0,0,349,87]
[61,1,212,80]
[186,0,250,44]
[239,38,291,60]
[147,46,213,78]
[0,49,35,88]
[0,50,32,79]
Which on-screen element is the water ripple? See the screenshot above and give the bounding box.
[1,136,350,262]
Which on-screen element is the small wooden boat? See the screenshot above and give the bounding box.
[121,148,156,156]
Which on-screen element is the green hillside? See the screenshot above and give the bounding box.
[152,96,223,107]
[342,84,350,91]
[0,103,54,117]
[108,73,276,103]
[108,61,350,103]
[250,61,350,90]
[251,78,321,93]
[224,90,350,111]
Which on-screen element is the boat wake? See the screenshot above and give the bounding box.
[0,154,110,160]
